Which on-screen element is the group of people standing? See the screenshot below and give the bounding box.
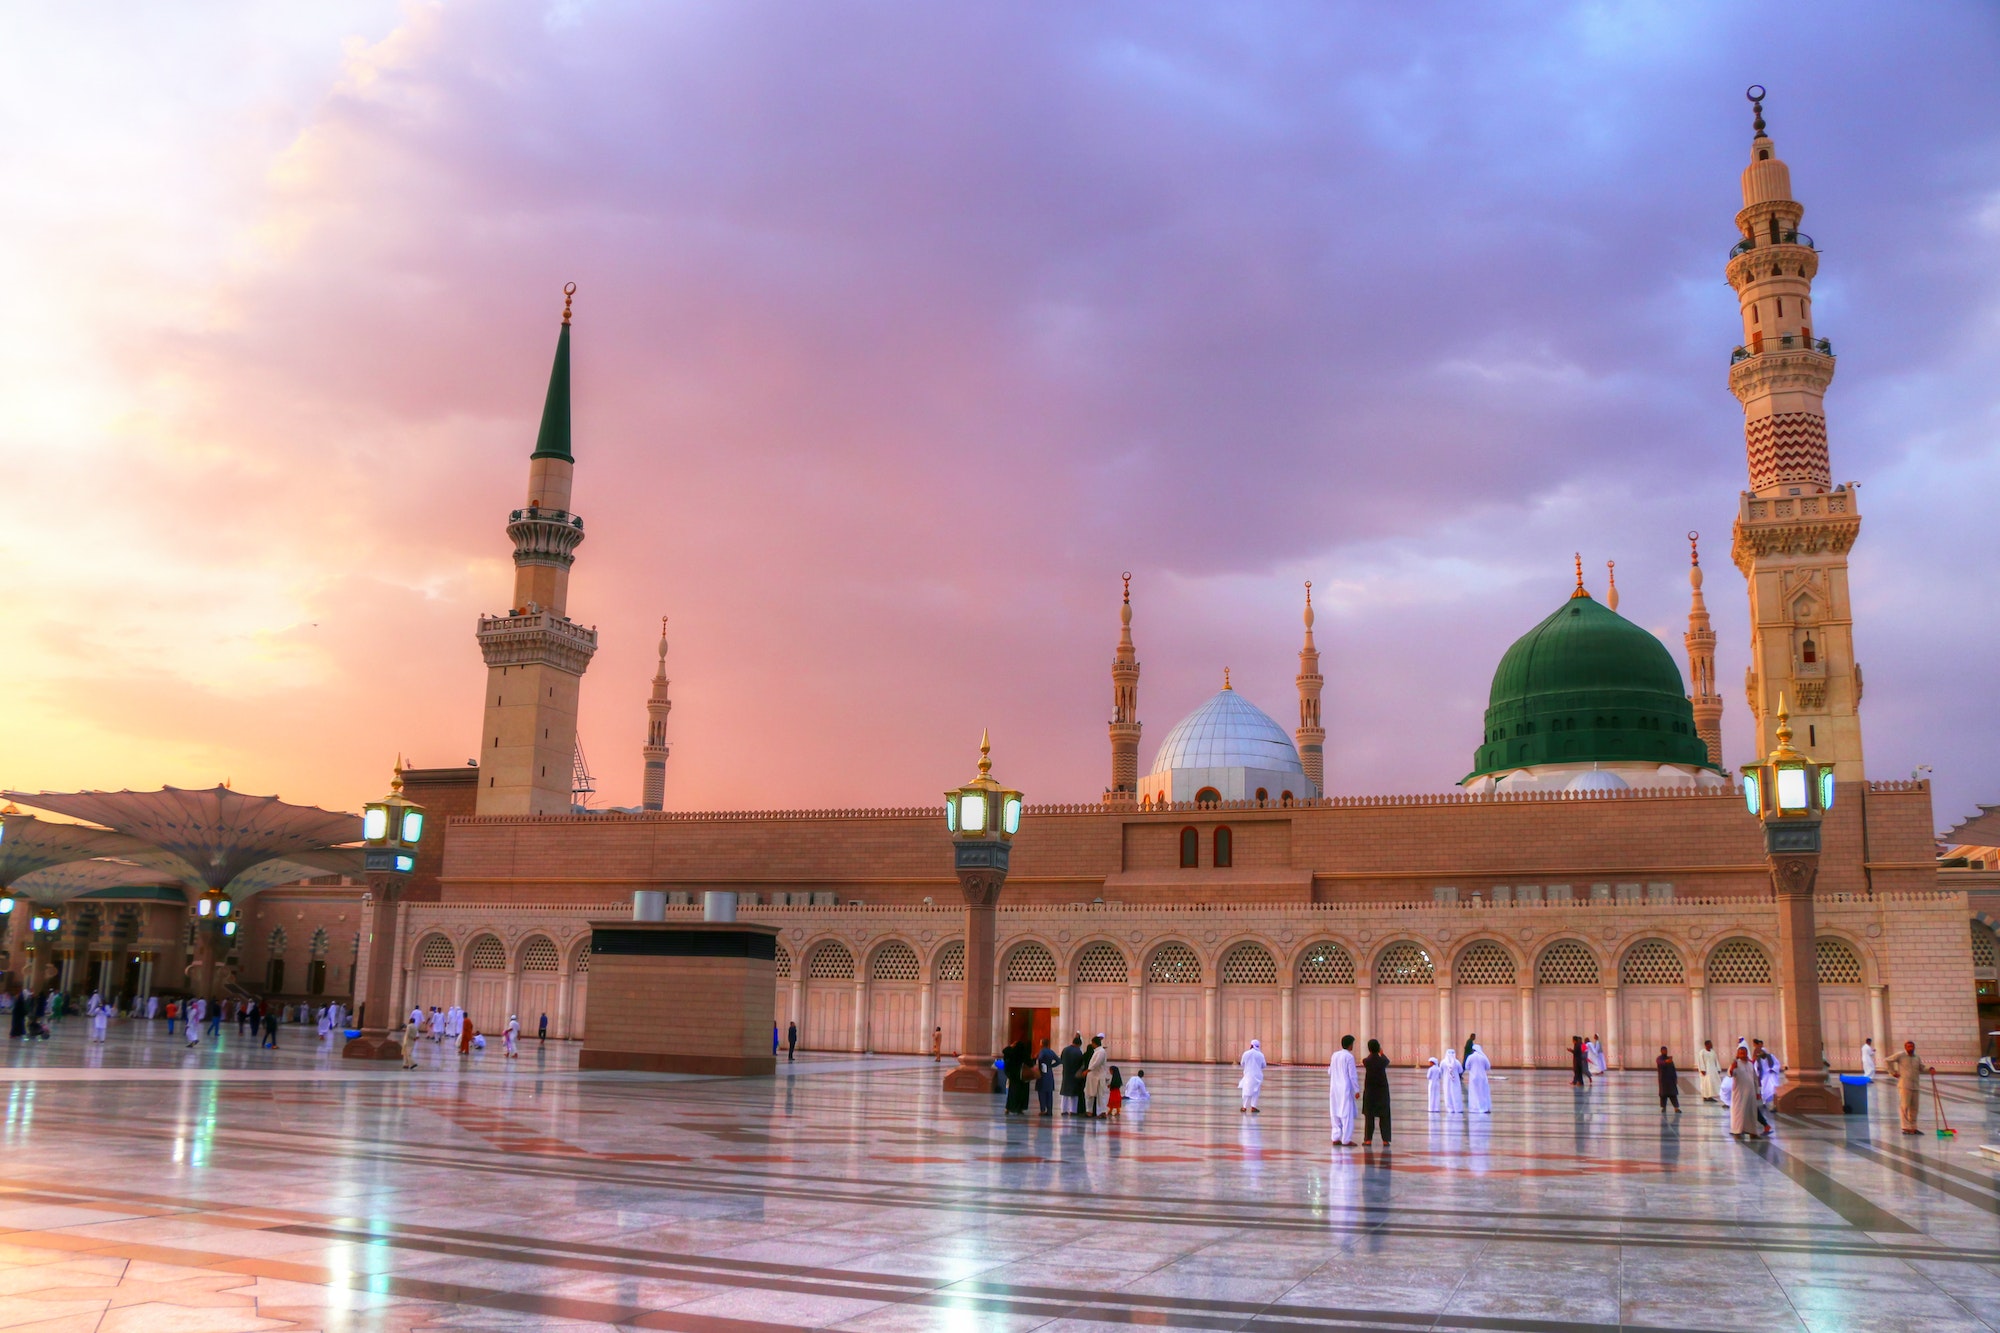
[1422,1040,1493,1114]
[399,1005,519,1068]
[1000,1032,1150,1117]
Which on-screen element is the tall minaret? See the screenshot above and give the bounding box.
[1106,573,1141,803]
[474,284,600,816]
[1725,88,1864,778]
[1684,532,1725,769]
[641,617,672,811]
[1295,581,1325,796]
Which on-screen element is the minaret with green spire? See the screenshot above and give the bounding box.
[475,284,599,817]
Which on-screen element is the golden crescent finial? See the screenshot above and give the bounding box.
[1304,579,1312,605]
[1223,666,1232,690]
[562,282,576,325]
[1570,552,1588,599]
[1688,530,1701,566]
[1122,571,1131,604]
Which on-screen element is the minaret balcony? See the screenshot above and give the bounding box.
[1731,333,1833,365]
[1728,229,1813,259]
[507,506,587,568]
[476,609,599,675]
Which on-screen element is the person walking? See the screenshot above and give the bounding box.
[1751,1039,1778,1134]
[1059,1034,1086,1116]
[1587,1034,1607,1079]
[1360,1039,1392,1146]
[1034,1039,1057,1116]
[932,1026,942,1062]
[400,1013,420,1070]
[165,1001,177,1036]
[1695,1040,1723,1101]
[1656,1046,1682,1113]
[1440,1048,1465,1113]
[1570,1035,1587,1087]
[786,1021,798,1062]
[504,1014,520,1058]
[1728,1045,1763,1138]
[1238,1039,1267,1113]
[1083,1035,1110,1117]
[185,998,204,1047]
[262,1010,279,1049]
[1860,1037,1877,1082]
[1425,1058,1443,1112]
[1329,1035,1359,1146]
[539,1013,548,1041]
[1466,1042,1492,1114]
[1882,1040,1932,1135]
[1002,1040,1031,1115]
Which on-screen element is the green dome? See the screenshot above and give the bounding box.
[1465,592,1716,781]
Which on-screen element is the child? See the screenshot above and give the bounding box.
[1122,1069,1149,1102]
[1107,1065,1124,1117]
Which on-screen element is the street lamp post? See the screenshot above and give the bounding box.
[189,891,237,999]
[1743,697,1844,1114]
[941,731,1022,1094]
[343,763,426,1061]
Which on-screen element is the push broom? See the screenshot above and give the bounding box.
[1929,1070,1956,1139]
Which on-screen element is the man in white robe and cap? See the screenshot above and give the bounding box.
[1425,1058,1444,1112]
[1860,1037,1877,1082]
[1440,1049,1465,1113]
[1238,1039,1266,1113]
[1465,1043,1492,1113]
[1083,1035,1110,1117]
[1695,1040,1723,1101]
[1728,1046,1763,1138]
[1586,1035,1607,1077]
[1328,1035,1359,1146]
[184,998,204,1047]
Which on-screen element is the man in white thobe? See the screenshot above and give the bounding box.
[1586,1036,1607,1077]
[504,1014,520,1058]
[185,998,204,1047]
[1328,1035,1359,1146]
[1083,1036,1110,1116]
[1466,1044,1492,1113]
[1440,1049,1465,1113]
[1238,1039,1267,1113]
[1425,1059,1444,1112]
[1695,1040,1723,1101]
[1860,1038,1877,1081]
[91,1000,110,1044]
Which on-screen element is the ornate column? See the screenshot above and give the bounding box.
[1128,984,1143,1060]
[1518,985,1535,1068]
[853,977,868,1052]
[1868,984,1887,1050]
[1279,984,1295,1065]
[919,980,935,1052]
[1203,984,1218,1063]
[1690,983,1708,1053]
[1437,983,1453,1059]
[1055,981,1071,1045]
[343,880,407,1060]
[1357,985,1372,1046]
[1602,985,1621,1070]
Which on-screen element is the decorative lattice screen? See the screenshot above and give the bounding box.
[1146,942,1202,985]
[807,943,856,980]
[1971,924,1996,971]
[1454,940,1516,986]
[1005,942,1057,983]
[1074,942,1128,984]
[872,941,921,981]
[1536,939,1600,986]
[268,927,288,954]
[467,937,506,970]
[574,947,590,973]
[1296,942,1356,985]
[521,938,559,972]
[775,944,792,979]
[309,928,328,958]
[1815,937,1862,985]
[1620,939,1685,986]
[1220,943,1277,985]
[417,935,455,969]
[1375,941,1435,985]
[1707,938,1771,985]
[936,941,965,981]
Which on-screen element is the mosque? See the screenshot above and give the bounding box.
[24,95,1987,1071]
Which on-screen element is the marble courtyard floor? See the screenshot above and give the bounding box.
[2,1025,1997,1332]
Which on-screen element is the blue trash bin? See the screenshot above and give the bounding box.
[1839,1074,1869,1115]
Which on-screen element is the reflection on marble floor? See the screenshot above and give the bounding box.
[2,1021,1998,1331]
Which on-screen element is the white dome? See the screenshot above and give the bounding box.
[1149,689,1305,779]
[1565,767,1631,793]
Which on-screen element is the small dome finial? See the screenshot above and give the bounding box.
[391,754,405,794]
[562,281,576,325]
[1605,560,1618,612]
[1688,531,1704,591]
[1747,84,1767,139]
[1570,552,1588,599]
[1303,579,1314,629]
[1122,571,1131,605]
[977,728,992,779]
[1223,666,1232,691]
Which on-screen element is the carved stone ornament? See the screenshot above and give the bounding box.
[1688,925,1705,939]
[1519,927,1534,941]
[1058,930,1070,943]
[1130,931,1142,942]
[790,928,805,941]
[1865,924,1881,938]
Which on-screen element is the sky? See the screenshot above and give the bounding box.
[3,3,1997,828]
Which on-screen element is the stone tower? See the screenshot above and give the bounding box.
[1295,582,1325,795]
[1684,533,1724,769]
[475,286,600,816]
[1106,574,1141,803]
[1725,89,1864,778]
[641,617,672,811]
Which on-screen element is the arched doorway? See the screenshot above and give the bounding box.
[1002,941,1057,1053]
[1705,938,1774,1055]
[1143,943,1203,1061]
[774,943,795,1034]
[1816,937,1866,1070]
[1070,942,1129,1051]
[412,934,456,1015]
[568,943,591,1035]
[1534,939,1602,1067]
[1218,942,1278,1059]
[1293,941,1357,1064]
[1619,939,1688,1068]
[803,941,857,1050]
[307,928,329,996]
[266,927,288,995]
[1372,942,1436,1060]
[933,940,965,1056]
[1452,940,1518,1067]
[517,936,561,1038]
[868,940,922,1052]
[465,935,507,1032]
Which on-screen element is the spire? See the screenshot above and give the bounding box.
[1605,561,1619,613]
[1106,573,1142,803]
[1684,531,1724,770]
[977,728,992,780]
[641,613,673,811]
[1570,553,1588,599]
[1223,667,1232,691]
[1295,580,1325,797]
[530,284,575,461]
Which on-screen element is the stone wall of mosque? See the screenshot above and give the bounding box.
[382,886,1982,1072]
[232,884,366,1003]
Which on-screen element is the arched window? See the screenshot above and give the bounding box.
[1620,939,1685,986]
[1802,637,1818,664]
[417,935,455,969]
[467,937,506,970]
[872,941,921,981]
[1536,940,1600,986]
[1453,941,1516,986]
[1003,942,1057,983]
[1145,942,1202,984]
[308,928,328,958]
[1973,923,1998,975]
[1815,937,1862,985]
[1375,942,1434,986]
[1280,791,1294,805]
[775,944,792,979]
[807,942,856,980]
[1219,942,1276,984]
[1213,826,1233,868]
[935,941,965,982]
[1074,942,1128,984]
[1179,827,1199,868]
[521,937,559,972]
[1295,942,1355,985]
[1194,787,1221,807]
[1255,788,1269,805]
[1706,938,1772,985]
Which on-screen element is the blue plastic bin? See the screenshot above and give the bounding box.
[1839,1073,1869,1115]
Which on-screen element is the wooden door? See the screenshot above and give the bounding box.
[1536,988,1604,1068]
[1455,989,1517,1067]
[1819,988,1865,1070]
[1295,990,1358,1067]
[934,985,963,1055]
[1220,988,1279,1061]
[804,983,856,1051]
[1706,989,1774,1055]
[1372,990,1435,1066]
[1071,985,1130,1053]
[868,986,920,1053]
[1143,990,1203,1061]
[1620,990,1690,1069]
[466,974,507,1033]
[414,970,455,1015]
[518,975,561,1037]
